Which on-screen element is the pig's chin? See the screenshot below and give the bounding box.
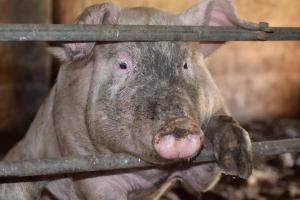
[132,145,202,166]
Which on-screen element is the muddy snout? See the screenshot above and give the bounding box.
[153,117,204,160]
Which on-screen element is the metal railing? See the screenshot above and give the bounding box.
[0,138,300,178]
[0,23,299,42]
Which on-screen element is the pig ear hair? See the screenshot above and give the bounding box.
[179,0,258,57]
[48,47,70,62]
[64,3,120,61]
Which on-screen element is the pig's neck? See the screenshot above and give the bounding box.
[4,88,61,161]
[75,169,170,200]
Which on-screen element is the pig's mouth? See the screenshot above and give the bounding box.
[153,117,204,160]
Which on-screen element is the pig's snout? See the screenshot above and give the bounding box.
[153,117,204,160]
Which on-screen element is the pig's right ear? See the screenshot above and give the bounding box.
[48,47,70,62]
[178,0,258,58]
[50,3,120,61]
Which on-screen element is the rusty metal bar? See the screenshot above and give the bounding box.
[0,138,299,179]
[0,24,299,42]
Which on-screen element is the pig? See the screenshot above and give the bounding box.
[0,0,256,199]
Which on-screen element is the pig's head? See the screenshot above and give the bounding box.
[50,0,257,164]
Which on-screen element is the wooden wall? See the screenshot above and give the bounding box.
[208,0,300,121]
[0,0,52,153]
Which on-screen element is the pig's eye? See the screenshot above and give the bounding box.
[119,62,128,69]
[183,63,188,69]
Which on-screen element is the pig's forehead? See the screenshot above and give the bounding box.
[100,6,199,56]
[119,7,178,25]
[95,42,193,57]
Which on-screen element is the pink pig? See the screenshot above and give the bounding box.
[1,0,255,199]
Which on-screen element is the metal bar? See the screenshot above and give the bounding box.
[0,24,299,42]
[0,138,299,178]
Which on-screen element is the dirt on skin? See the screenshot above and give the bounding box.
[173,118,300,200]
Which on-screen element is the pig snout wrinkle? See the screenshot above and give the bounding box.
[153,117,204,160]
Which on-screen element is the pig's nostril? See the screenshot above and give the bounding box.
[172,128,188,139]
[187,132,195,140]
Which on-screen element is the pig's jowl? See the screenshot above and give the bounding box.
[0,0,256,199]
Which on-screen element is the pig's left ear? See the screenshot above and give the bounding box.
[49,3,120,61]
[178,0,258,57]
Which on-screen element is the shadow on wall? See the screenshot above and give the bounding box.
[0,0,52,155]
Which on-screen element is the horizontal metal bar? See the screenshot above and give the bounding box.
[0,24,299,42]
[0,138,299,179]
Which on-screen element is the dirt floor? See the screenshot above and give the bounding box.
[175,118,300,200]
